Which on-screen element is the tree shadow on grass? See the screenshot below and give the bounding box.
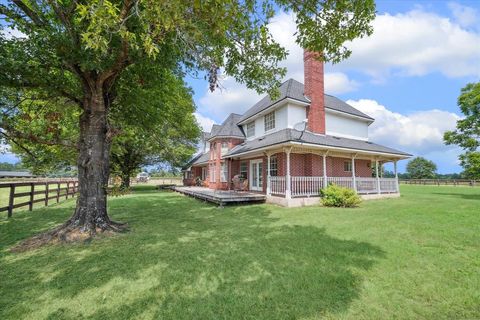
[431,192,480,201]
[0,190,384,319]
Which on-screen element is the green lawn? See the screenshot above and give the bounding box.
[0,185,479,319]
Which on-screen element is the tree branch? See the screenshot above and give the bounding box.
[0,121,78,149]
[12,0,45,26]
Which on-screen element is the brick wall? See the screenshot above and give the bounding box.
[304,51,325,134]
[276,152,372,178]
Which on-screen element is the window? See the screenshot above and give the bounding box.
[269,156,278,176]
[264,111,275,131]
[240,161,247,179]
[221,162,227,182]
[209,164,215,182]
[221,141,228,155]
[344,161,352,172]
[246,121,255,137]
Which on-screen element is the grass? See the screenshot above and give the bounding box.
[0,185,479,319]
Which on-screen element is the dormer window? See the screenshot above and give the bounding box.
[264,111,275,131]
[246,121,255,137]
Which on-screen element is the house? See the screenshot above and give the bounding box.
[183,51,411,206]
[0,171,35,179]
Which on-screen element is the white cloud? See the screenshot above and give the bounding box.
[448,2,479,28]
[194,112,216,132]
[346,99,461,156]
[341,9,480,78]
[324,73,359,94]
[198,79,261,122]
[196,6,479,137]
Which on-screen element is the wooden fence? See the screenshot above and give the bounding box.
[0,180,79,218]
[400,179,478,186]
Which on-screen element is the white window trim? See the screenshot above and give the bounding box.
[246,121,255,138]
[264,111,275,132]
[344,161,352,172]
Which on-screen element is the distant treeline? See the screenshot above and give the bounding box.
[0,162,27,172]
[382,170,464,179]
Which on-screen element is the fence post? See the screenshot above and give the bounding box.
[56,183,60,203]
[66,182,69,199]
[8,184,15,218]
[45,182,49,206]
[29,183,34,211]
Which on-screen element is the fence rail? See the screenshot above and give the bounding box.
[400,179,478,186]
[0,180,79,218]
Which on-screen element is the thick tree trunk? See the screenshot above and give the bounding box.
[61,91,126,236]
[12,91,126,251]
[120,173,131,189]
[69,107,111,230]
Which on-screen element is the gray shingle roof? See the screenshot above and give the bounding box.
[238,78,373,123]
[324,94,373,120]
[238,79,309,123]
[0,171,34,177]
[208,113,244,139]
[183,152,209,169]
[225,129,411,157]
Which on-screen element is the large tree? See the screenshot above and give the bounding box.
[4,67,199,186]
[444,82,480,179]
[406,157,437,179]
[0,0,376,242]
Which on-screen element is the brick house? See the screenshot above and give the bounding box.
[183,51,411,206]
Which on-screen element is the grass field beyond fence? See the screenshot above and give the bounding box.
[0,185,479,319]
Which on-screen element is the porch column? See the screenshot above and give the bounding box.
[394,160,399,192]
[352,155,357,192]
[285,148,292,199]
[322,153,328,189]
[375,159,381,194]
[266,153,271,196]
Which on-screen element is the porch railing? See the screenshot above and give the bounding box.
[268,176,399,197]
[379,178,398,193]
[291,176,324,197]
[327,177,355,189]
[270,176,286,195]
[356,177,378,194]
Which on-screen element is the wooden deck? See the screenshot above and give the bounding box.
[173,186,266,206]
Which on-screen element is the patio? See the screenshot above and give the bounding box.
[174,186,266,206]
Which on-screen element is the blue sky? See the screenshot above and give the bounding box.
[189,0,480,174]
[1,1,480,173]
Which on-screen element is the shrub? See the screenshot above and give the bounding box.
[320,184,361,208]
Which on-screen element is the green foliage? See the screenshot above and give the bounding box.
[444,82,480,178]
[459,152,480,180]
[0,0,376,223]
[108,184,131,197]
[320,183,361,208]
[406,157,437,179]
[444,82,480,152]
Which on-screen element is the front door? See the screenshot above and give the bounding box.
[250,159,263,191]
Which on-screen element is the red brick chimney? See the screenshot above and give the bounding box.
[304,50,325,134]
